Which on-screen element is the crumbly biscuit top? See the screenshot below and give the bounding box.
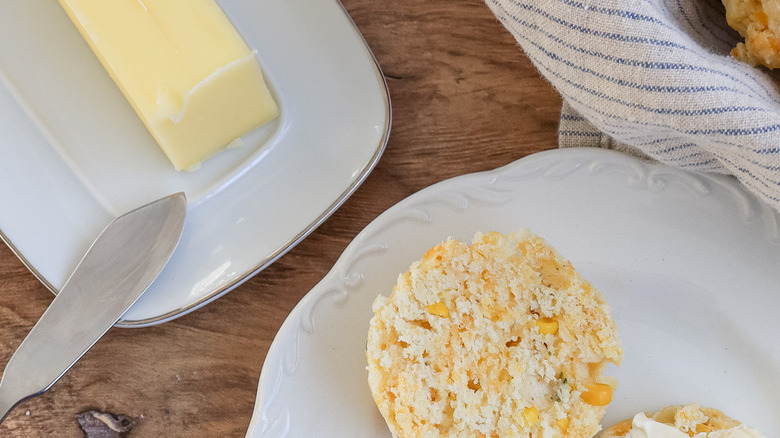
[366,230,623,438]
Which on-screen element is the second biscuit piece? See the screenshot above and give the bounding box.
[599,404,765,437]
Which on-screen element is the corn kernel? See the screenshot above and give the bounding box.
[556,418,569,433]
[536,317,559,335]
[580,383,613,406]
[521,406,539,427]
[426,302,449,318]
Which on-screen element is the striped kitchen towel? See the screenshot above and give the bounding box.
[486,0,780,212]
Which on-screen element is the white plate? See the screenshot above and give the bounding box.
[249,148,780,437]
[0,0,390,326]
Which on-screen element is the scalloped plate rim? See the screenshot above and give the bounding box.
[248,148,780,437]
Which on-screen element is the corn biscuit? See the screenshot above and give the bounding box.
[366,230,623,438]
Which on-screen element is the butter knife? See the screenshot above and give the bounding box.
[0,192,187,423]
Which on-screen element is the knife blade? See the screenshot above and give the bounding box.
[0,192,187,423]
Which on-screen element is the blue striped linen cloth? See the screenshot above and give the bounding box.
[485,0,780,212]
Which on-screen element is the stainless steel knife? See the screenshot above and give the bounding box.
[0,192,187,423]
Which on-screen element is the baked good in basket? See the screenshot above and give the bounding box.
[722,0,780,69]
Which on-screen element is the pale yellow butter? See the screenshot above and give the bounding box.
[58,0,279,171]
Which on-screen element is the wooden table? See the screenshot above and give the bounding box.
[0,1,561,436]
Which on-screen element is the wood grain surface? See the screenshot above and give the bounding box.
[0,0,561,436]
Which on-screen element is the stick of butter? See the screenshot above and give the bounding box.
[58,0,280,171]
